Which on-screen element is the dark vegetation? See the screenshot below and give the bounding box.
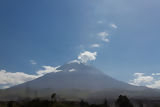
[0,94,160,107]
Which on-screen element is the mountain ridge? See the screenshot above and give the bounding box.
[1,62,160,100]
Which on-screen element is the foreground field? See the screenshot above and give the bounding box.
[0,95,160,107]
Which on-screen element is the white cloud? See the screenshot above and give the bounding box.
[68,51,97,64]
[36,66,61,76]
[129,72,160,89]
[0,70,38,88]
[69,69,76,72]
[68,60,81,64]
[134,73,144,77]
[98,32,109,43]
[2,86,10,89]
[152,73,160,76]
[0,65,62,89]
[78,51,97,63]
[91,44,100,48]
[97,20,103,24]
[129,73,154,86]
[147,80,160,89]
[102,38,109,43]
[30,60,37,65]
[110,23,117,29]
[98,32,109,37]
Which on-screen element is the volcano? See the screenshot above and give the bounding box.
[1,62,160,100]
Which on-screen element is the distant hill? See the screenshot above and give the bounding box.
[1,62,160,101]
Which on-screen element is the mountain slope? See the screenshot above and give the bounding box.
[1,62,160,100]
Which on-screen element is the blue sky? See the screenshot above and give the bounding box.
[0,0,160,89]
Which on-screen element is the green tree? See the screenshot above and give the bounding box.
[103,99,110,107]
[80,100,89,107]
[116,95,133,107]
[51,93,56,101]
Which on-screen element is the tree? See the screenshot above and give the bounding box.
[103,99,110,107]
[116,95,133,107]
[80,100,89,107]
[51,93,56,101]
[138,102,143,107]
